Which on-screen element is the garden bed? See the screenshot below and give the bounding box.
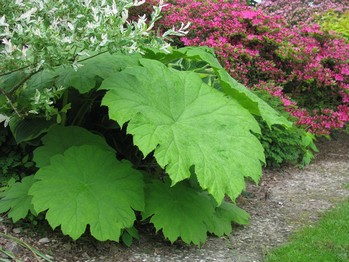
[1,132,348,262]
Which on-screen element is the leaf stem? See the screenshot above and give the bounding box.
[0,65,31,77]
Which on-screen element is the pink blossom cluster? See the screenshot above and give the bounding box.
[258,0,349,27]
[132,0,349,134]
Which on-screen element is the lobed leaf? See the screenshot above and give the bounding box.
[0,176,36,222]
[29,145,144,241]
[142,180,215,245]
[55,53,141,93]
[206,201,250,236]
[144,47,291,128]
[33,125,114,168]
[143,180,250,244]
[101,58,264,203]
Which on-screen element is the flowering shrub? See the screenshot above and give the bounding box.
[258,0,349,27]
[134,0,349,135]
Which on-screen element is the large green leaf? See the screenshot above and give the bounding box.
[29,145,144,241]
[143,180,249,244]
[142,180,215,245]
[33,125,114,168]
[144,47,291,128]
[216,69,291,128]
[55,53,140,93]
[100,58,264,203]
[25,70,59,92]
[0,176,36,222]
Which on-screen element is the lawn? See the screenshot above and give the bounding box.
[266,199,349,262]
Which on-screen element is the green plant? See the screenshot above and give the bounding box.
[0,126,35,183]
[0,47,289,245]
[0,0,290,246]
[252,89,318,167]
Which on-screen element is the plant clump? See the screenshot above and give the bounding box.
[0,0,288,246]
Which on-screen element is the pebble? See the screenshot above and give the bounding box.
[12,227,22,234]
[38,237,50,244]
[5,241,21,256]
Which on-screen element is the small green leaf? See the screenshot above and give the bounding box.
[29,145,144,241]
[206,201,250,237]
[121,231,133,247]
[121,227,139,247]
[33,125,114,168]
[101,58,264,203]
[0,176,36,222]
[143,180,215,245]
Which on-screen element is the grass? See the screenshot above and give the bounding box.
[265,200,349,262]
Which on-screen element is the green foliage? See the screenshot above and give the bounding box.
[0,176,36,222]
[143,179,249,244]
[9,117,56,144]
[253,89,318,167]
[258,123,318,167]
[33,125,114,168]
[100,58,264,203]
[143,47,291,129]
[143,180,215,244]
[318,10,349,41]
[0,126,36,183]
[0,47,289,245]
[205,199,249,236]
[30,144,144,241]
[53,53,141,94]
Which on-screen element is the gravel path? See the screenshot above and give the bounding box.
[1,133,348,262]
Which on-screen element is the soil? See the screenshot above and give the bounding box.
[1,132,348,262]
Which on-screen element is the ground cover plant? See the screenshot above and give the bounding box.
[266,199,349,262]
[134,0,349,136]
[0,0,289,246]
